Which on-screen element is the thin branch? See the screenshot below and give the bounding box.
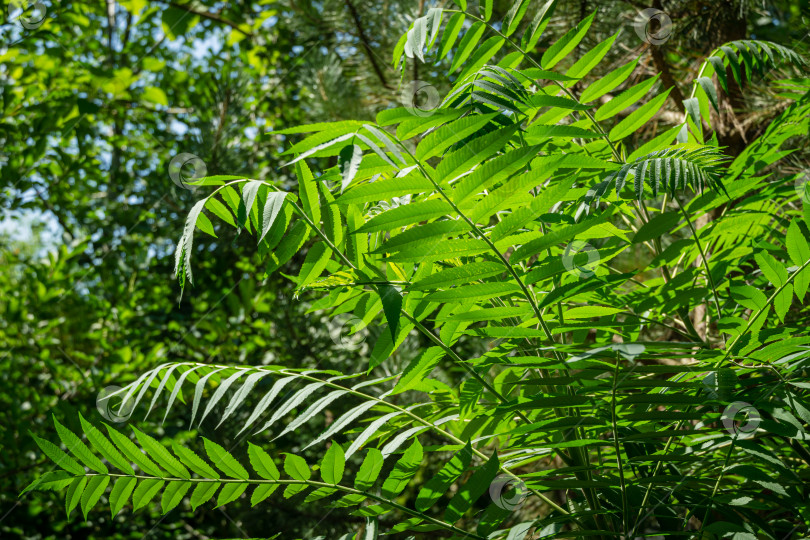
[343,0,393,90]
[675,197,724,344]
[649,44,686,113]
[106,0,116,60]
[162,1,253,37]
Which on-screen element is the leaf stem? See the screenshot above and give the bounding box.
[720,257,810,363]
[674,197,725,345]
[283,368,571,515]
[83,472,482,538]
[611,357,630,534]
[386,136,563,357]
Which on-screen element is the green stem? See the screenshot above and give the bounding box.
[83,472,482,538]
[612,357,630,535]
[674,197,725,344]
[285,368,570,515]
[696,440,736,533]
[721,256,810,364]
[388,138,563,358]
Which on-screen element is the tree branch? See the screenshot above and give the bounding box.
[649,44,686,113]
[163,1,253,37]
[343,0,393,90]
